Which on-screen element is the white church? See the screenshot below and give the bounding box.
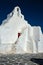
[0,6,43,54]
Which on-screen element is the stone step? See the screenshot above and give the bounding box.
[0,53,43,65]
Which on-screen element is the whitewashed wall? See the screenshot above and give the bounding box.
[15,27,33,54]
[0,6,43,54]
[38,35,43,52]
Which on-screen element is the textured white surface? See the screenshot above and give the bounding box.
[38,34,43,52]
[16,27,33,53]
[0,6,43,54]
[0,7,28,44]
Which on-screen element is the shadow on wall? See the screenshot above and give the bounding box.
[31,58,43,65]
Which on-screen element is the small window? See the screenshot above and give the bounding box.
[17,8,19,12]
[21,16,22,18]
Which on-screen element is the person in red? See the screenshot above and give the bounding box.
[18,33,21,38]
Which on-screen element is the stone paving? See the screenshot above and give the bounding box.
[0,53,43,65]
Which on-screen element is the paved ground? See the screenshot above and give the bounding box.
[0,53,43,65]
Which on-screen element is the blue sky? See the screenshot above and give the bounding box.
[0,0,43,32]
